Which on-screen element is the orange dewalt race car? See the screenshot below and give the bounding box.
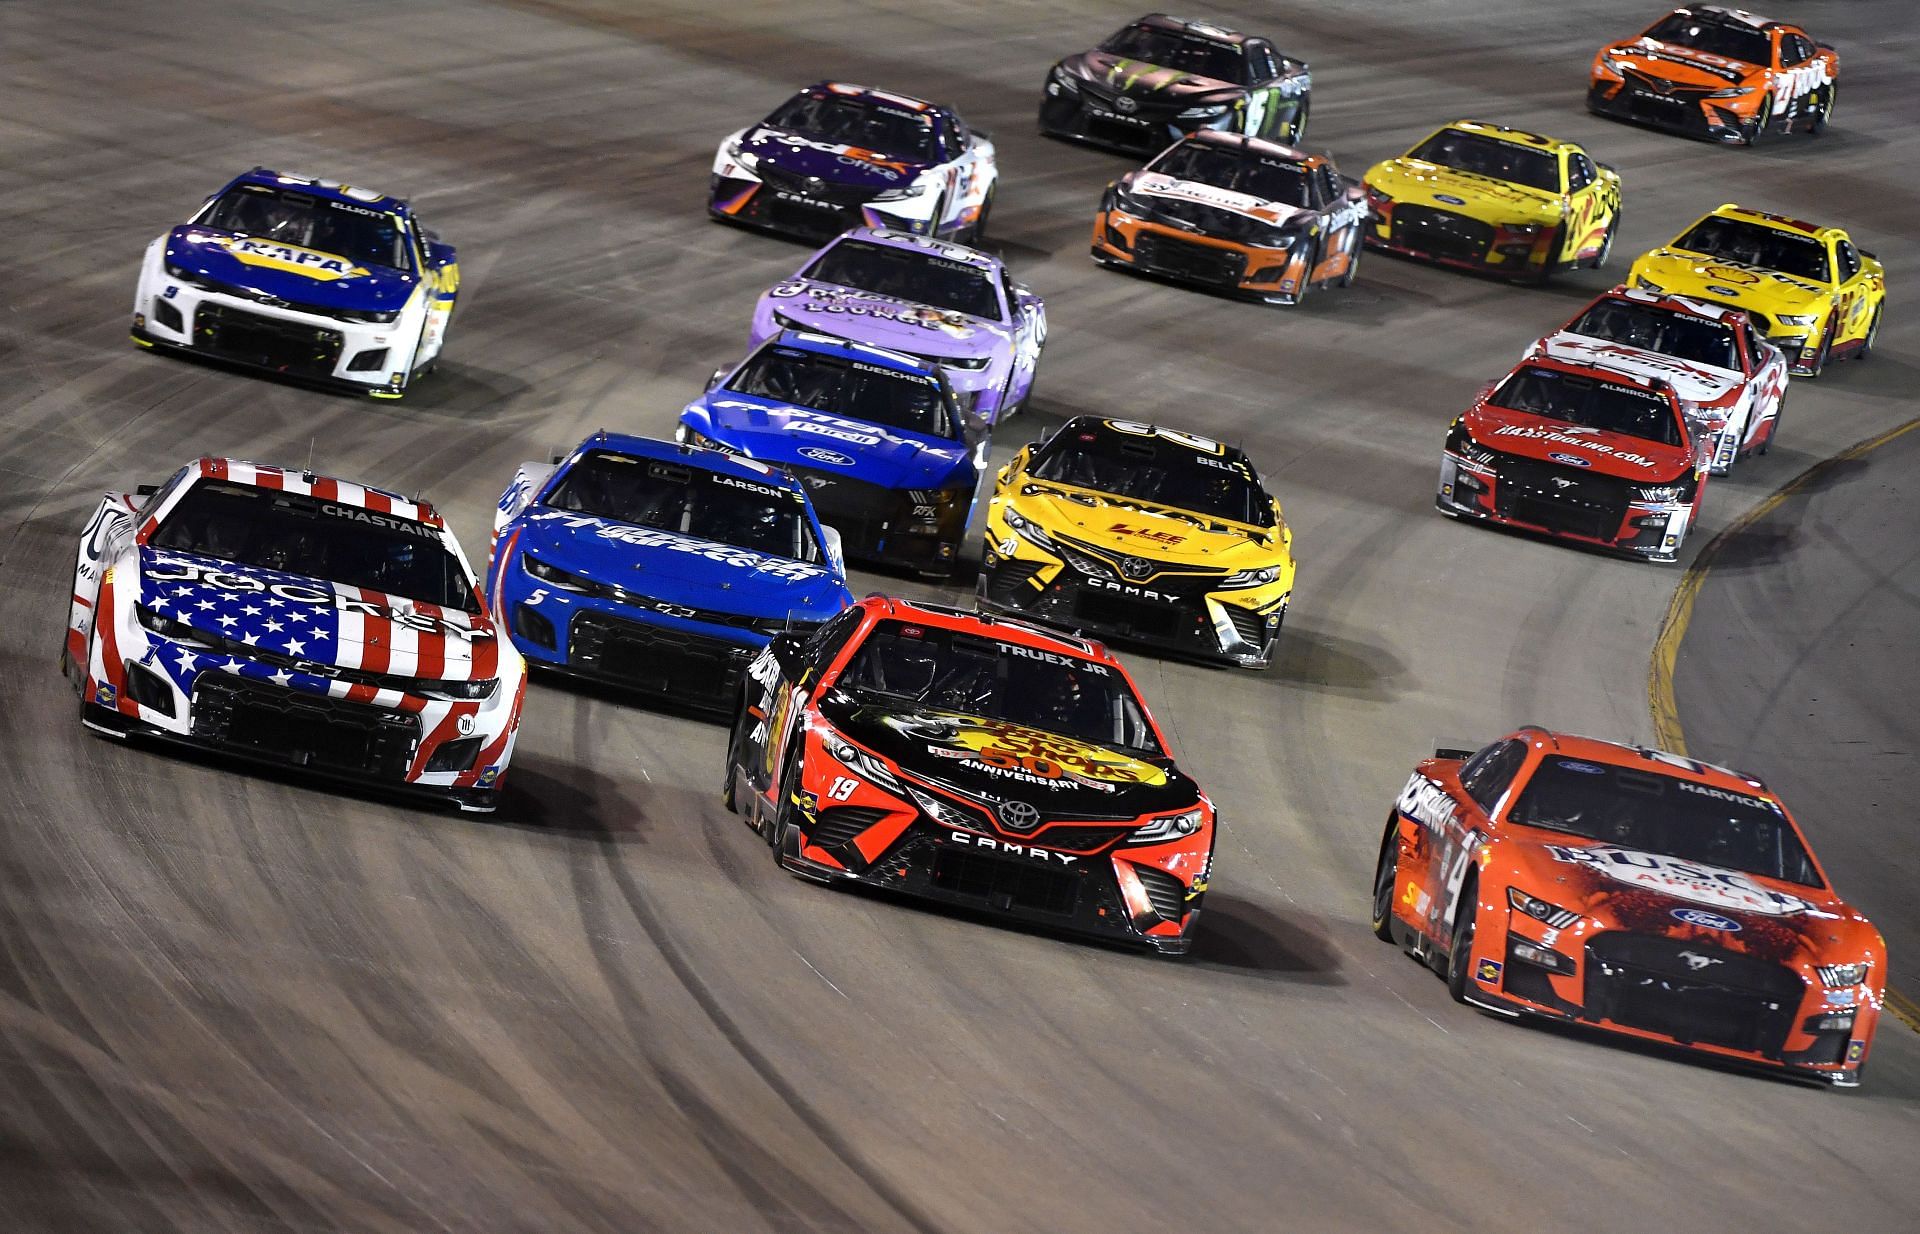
[1371,729,1888,1087]
[723,596,1215,954]
[1589,6,1838,146]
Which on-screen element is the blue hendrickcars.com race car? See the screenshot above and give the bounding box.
[132,168,459,399]
[489,433,853,712]
[676,332,988,577]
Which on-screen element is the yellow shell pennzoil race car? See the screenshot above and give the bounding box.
[1363,120,1622,282]
[977,417,1294,669]
[1627,203,1885,377]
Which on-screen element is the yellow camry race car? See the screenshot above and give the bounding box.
[1628,203,1885,377]
[978,416,1294,669]
[1362,120,1622,282]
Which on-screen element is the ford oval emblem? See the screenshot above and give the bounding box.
[797,446,855,467]
[1705,284,1741,297]
[1671,907,1741,932]
[1548,452,1591,467]
[1435,194,1467,205]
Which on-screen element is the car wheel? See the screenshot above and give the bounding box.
[1289,238,1315,305]
[721,700,744,814]
[1809,83,1835,135]
[1591,211,1619,269]
[1757,394,1784,457]
[1337,238,1361,288]
[1370,818,1401,943]
[1528,226,1563,284]
[1804,315,1834,378]
[1857,305,1881,360]
[1444,876,1480,1003]
[965,185,993,245]
[1746,94,1773,146]
[766,748,802,851]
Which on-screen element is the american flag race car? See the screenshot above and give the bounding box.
[64,458,525,812]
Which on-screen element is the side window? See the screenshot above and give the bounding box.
[808,607,865,680]
[945,114,970,159]
[1784,34,1813,65]
[1248,42,1278,82]
[1460,740,1527,812]
[137,466,193,521]
[1835,240,1860,281]
[1567,153,1594,191]
[1316,165,1339,208]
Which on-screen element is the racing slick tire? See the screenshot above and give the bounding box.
[1337,240,1361,289]
[1857,305,1881,360]
[1745,94,1773,147]
[964,186,993,246]
[1804,314,1835,379]
[721,698,745,814]
[1754,392,1784,458]
[1809,84,1835,136]
[1444,875,1480,1004]
[1590,213,1619,270]
[1528,227,1563,284]
[1369,817,1400,943]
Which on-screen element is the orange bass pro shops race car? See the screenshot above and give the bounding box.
[1371,729,1887,1086]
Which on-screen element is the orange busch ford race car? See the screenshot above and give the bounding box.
[1371,729,1888,1087]
[1436,356,1706,562]
[722,595,1213,954]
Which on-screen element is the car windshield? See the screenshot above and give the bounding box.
[765,93,937,162]
[803,239,1003,321]
[1099,23,1247,84]
[1152,142,1315,207]
[201,185,411,271]
[837,620,1162,754]
[1490,366,1683,445]
[1030,424,1272,527]
[1674,216,1831,282]
[545,450,820,563]
[1408,130,1560,192]
[151,480,477,611]
[1510,756,1822,887]
[1643,13,1772,66]
[1566,299,1740,369]
[728,345,956,439]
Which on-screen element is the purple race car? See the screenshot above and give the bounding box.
[711,82,997,244]
[748,227,1047,424]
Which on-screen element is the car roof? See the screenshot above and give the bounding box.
[1440,119,1578,155]
[1051,415,1257,468]
[1686,6,1785,32]
[1702,202,1845,243]
[851,594,1114,663]
[1180,129,1330,170]
[802,81,945,119]
[834,226,1000,270]
[226,168,410,216]
[763,329,944,378]
[555,432,809,498]
[185,457,440,525]
[1135,13,1253,45]
[1599,284,1751,324]
[1508,727,1776,798]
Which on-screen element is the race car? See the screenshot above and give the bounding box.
[1524,285,1788,474]
[748,227,1046,424]
[63,458,524,811]
[1589,6,1838,145]
[710,82,996,243]
[677,332,986,577]
[1041,13,1311,155]
[1092,131,1365,305]
[1627,204,1886,378]
[723,595,1215,954]
[131,168,458,398]
[1436,356,1706,562]
[488,434,854,713]
[1363,121,1622,282]
[979,417,1294,668]
[1371,729,1887,1087]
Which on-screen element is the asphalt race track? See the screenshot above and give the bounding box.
[2,2,1916,1230]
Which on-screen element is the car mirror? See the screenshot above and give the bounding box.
[706,366,728,392]
[1859,249,1878,261]
[1596,161,1618,174]
[134,483,159,497]
[769,631,809,680]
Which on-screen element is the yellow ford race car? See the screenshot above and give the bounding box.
[1362,120,1622,282]
[977,417,1294,669]
[1628,203,1885,377]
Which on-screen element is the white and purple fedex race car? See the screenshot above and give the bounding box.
[132,168,459,399]
[710,82,997,244]
[64,458,525,812]
[748,227,1046,423]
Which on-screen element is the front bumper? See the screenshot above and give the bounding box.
[1092,210,1313,304]
[709,172,935,243]
[1039,84,1275,156]
[131,280,416,396]
[1587,77,1752,144]
[1364,202,1557,279]
[1437,450,1694,562]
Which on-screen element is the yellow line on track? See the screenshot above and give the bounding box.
[1648,414,1920,1035]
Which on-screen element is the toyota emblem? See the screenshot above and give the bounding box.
[997,799,1041,831]
[1114,96,1138,114]
[1119,556,1153,581]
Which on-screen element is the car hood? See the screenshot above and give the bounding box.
[1631,248,1830,311]
[736,124,932,191]
[1531,334,1743,405]
[1511,837,1857,967]
[1367,158,1563,221]
[163,226,417,312]
[1464,403,1692,481]
[1605,38,1762,86]
[1124,170,1315,228]
[1010,480,1286,568]
[756,282,1011,363]
[512,508,848,617]
[687,394,974,489]
[137,547,494,677]
[818,694,1199,820]
[1060,51,1242,104]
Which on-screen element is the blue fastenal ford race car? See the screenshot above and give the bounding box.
[488,434,853,712]
[132,168,459,398]
[676,332,988,577]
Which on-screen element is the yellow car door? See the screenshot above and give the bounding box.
[1559,148,1612,266]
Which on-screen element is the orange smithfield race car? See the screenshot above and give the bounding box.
[1092,130,1366,305]
[1372,729,1887,1087]
[1589,6,1837,146]
[723,595,1214,954]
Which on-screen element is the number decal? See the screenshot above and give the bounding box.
[827,776,859,801]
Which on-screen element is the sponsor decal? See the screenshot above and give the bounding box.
[1475,958,1502,985]
[1677,949,1722,972]
[1825,988,1858,1007]
[997,799,1041,830]
[1544,843,1814,916]
[1107,521,1184,546]
[1489,424,1664,470]
[797,446,856,467]
[320,503,435,538]
[223,237,369,281]
[1671,907,1741,932]
[95,681,117,706]
[527,511,826,580]
[1005,643,1108,673]
[1560,760,1608,774]
[1133,173,1303,226]
[1548,452,1592,467]
[1705,284,1742,297]
[884,712,1159,790]
[711,473,793,501]
[1674,780,1779,812]
[1435,193,1467,205]
[143,555,473,635]
[770,284,987,339]
[943,829,1079,866]
[745,127,917,178]
[475,765,502,788]
[1086,578,1174,602]
[1395,773,1460,836]
[1847,1040,1865,1063]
